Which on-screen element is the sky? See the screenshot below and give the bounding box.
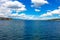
[0,0,60,20]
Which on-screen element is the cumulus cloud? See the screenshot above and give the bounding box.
[2,1,26,10]
[0,0,26,18]
[10,13,26,18]
[10,13,34,20]
[0,0,41,20]
[40,6,60,17]
[35,9,40,12]
[0,14,7,17]
[0,7,11,17]
[58,6,60,9]
[40,11,52,17]
[0,0,60,20]
[0,0,9,3]
[31,0,48,7]
[9,13,42,20]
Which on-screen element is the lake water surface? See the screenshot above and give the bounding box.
[0,20,60,40]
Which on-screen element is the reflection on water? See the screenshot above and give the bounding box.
[0,20,60,40]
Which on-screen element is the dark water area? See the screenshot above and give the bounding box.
[0,20,60,40]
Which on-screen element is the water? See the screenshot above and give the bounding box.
[0,20,60,40]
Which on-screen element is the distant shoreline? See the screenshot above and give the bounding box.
[0,17,12,20]
[0,17,60,21]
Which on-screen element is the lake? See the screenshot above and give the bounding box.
[0,20,60,40]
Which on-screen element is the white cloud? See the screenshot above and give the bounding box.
[40,12,52,17]
[40,6,60,17]
[0,0,26,17]
[51,9,60,14]
[2,1,25,8]
[31,0,48,7]
[58,6,60,9]
[35,9,40,12]
[10,13,34,19]
[0,0,60,20]
[9,13,41,20]
[0,0,9,3]
[0,14,7,17]
[2,1,26,12]
[0,7,11,16]
[0,0,42,20]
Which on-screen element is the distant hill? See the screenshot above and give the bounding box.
[0,17,12,20]
[47,18,60,21]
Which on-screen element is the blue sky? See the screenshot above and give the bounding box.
[18,0,60,15]
[0,0,60,20]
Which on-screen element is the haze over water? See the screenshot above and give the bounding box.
[0,20,60,40]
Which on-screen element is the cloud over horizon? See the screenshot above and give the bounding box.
[0,0,60,20]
